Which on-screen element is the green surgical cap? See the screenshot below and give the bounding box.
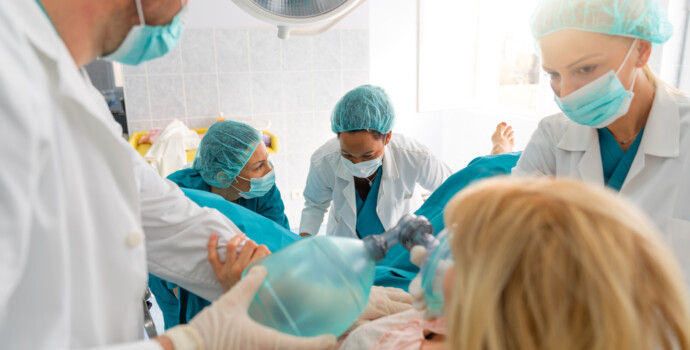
[193,120,262,188]
[531,0,673,44]
[331,85,395,134]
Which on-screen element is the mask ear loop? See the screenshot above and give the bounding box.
[230,176,250,194]
[134,0,146,25]
[616,39,639,90]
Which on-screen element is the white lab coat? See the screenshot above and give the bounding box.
[300,133,452,237]
[513,85,690,282]
[0,1,242,349]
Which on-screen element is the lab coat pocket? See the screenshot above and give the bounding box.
[667,219,690,283]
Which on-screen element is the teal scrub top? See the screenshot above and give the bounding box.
[597,128,645,191]
[149,169,295,329]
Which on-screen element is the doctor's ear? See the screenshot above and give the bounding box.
[384,131,392,146]
[636,40,652,67]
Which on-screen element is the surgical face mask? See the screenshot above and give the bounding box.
[555,39,639,128]
[342,156,382,178]
[102,0,186,66]
[232,162,276,199]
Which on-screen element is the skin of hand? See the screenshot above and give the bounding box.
[490,122,515,155]
[207,233,271,292]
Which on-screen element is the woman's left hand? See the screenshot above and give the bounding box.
[207,233,271,292]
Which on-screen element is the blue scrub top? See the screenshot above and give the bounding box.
[149,168,295,329]
[597,128,645,191]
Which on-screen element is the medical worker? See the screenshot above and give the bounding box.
[300,85,452,238]
[514,0,690,281]
[0,0,384,348]
[172,120,289,228]
[150,120,289,328]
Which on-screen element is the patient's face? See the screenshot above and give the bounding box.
[338,131,390,164]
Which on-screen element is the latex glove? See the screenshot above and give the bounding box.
[408,245,429,314]
[207,233,270,292]
[165,266,337,350]
[342,285,413,335]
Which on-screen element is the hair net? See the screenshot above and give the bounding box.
[331,85,395,134]
[193,120,262,188]
[531,0,673,44]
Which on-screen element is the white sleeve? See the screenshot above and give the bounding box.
[0,45,36,325]
[299,157,333,235]
[416,147,453,192]
[83,340,162,350]
[134,155,243,301]
[512,118,558,177]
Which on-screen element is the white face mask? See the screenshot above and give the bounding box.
[342,156,382,178]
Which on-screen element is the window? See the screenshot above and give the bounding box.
[418,0,559,117]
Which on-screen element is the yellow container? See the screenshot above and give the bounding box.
[128,128,279,163]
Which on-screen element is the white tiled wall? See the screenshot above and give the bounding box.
[122,28,370,228]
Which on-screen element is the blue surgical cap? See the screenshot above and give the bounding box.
[193,120,262,188]
[331,85,395,134]
[531,0,673,44]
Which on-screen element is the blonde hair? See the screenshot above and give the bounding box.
[444,177,690,350]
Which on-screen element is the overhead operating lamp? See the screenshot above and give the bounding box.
[231,0,367,39]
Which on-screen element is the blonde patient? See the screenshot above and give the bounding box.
[443,177,690,350]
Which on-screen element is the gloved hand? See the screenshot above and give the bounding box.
[164,266,337,350]
[342,285,413,335]
[408,245,452,320]
[408,245,430,314]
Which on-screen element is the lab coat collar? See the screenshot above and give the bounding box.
[21,1,63,62]
[380,144,400,181]
[20,0,127,144]
[639,86,680,158]
[557,86,680,158]
[557,120,597,152]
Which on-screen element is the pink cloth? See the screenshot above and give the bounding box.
[337,309,446,350]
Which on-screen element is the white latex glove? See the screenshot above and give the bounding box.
[165,266,337,350]
[342,285,413,335]
[408,245,429,314]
